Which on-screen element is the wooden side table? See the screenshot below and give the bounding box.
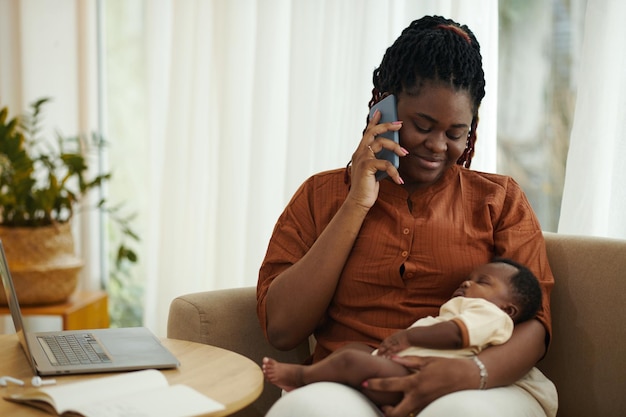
[0,334,264,416]
[0,290,109,330]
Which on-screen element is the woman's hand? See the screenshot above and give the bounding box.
[347,109,406,209]
[363,356,477,417]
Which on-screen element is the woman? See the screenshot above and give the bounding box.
[257,15,556,417]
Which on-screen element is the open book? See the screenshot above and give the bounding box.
[4,369,225,417]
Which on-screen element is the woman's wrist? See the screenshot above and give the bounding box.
[472,355,488,390]
[342,193,374,218]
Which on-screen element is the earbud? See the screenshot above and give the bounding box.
[0,376,25,386]
[31,376,56,387]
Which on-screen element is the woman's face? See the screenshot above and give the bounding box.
[396,83,473,190]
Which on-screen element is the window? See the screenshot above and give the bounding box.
[497,0,586,231]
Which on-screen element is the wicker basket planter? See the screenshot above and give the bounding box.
[0,223,83,306]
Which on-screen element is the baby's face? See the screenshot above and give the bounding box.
[452,262,517,309]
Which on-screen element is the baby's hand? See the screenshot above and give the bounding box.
[376,329,411,357]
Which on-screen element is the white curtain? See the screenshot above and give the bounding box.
[558,0,626,239]
[0,0,498,335]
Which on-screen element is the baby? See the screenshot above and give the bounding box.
[262,257,542,406]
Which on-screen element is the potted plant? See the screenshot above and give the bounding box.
[0,98,137,307]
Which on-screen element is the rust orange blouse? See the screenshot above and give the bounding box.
[258,165,554,362]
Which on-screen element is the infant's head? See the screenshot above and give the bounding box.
[452,258,542,323]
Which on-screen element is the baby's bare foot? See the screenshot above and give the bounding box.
[262,357,303,392]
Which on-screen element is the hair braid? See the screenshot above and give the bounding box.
[369,16,486,168]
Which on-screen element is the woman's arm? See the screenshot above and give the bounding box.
[263,197,370,350]
[479,319,546,386]
[261,114,405,350]
[365,319,546,417]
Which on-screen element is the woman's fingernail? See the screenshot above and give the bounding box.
[392,120,403,125]
[361,380,369,388]
[401,147,409,155]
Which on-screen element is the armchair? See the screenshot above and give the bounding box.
[167,232,626,417]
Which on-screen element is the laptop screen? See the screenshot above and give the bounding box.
[0,240,39,374]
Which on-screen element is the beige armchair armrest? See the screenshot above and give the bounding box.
[540,232,626,417]
[167,287,310,417]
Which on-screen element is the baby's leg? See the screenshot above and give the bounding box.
[263,348,411,406]
[262,357,306,392]
[262,343,374,391]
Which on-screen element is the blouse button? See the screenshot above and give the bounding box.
[401,250,408,257]
[403,228,410,235]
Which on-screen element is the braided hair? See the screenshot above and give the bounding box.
[370,16,486,168]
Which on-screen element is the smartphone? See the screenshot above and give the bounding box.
[368,94,400,181]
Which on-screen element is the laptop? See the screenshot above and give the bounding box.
[0,240,180,376]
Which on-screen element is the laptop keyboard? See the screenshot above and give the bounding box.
[37,333,112,366]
